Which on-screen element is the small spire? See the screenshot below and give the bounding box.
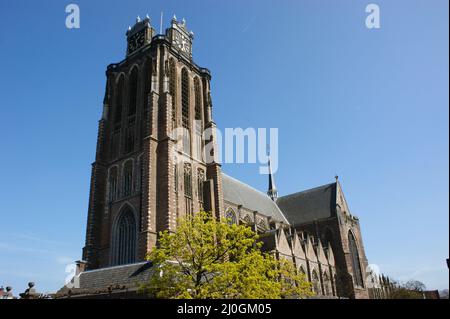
[172,14,177,21]
[136,15,141,23]
[267,152,278,201]
[335,175,339,182]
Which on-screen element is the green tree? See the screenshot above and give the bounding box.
[140,211,313,299]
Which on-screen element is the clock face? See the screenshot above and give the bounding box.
[128,31,145,54]
[173,31,191,55]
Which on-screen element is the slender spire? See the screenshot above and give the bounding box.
[267,156,278,201]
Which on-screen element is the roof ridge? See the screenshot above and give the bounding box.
[82,261,149,274]
[277,182,336,201]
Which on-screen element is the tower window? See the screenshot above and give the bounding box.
[108,167,118,202]
[184,163,192,198]
[184,163,192,217]
[194,77,203,160]
[197,168,205,206]
[181,68,191,155]
[181,68,190,129]
[113,208,136,265]
[194,77,202,122]
[169,59,177,129]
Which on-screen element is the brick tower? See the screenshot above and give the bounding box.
[82,16,224,270]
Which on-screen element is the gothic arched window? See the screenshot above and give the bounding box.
[123,160,133,197]
[184,163,192,198]
[181,68,190,128]
[113,208,137,265]
[197,169,205,207]
[108,166,118,202]
[184,163,193,217]
[181,68,191,155]
[169,59,177,128]
[312,270,321,295]
[257,219,267,232]
[323,271,331,296]
[243,215,252,225]
[114,75,124,124]
[299,265,306,276]
[194,77,203,160]
[128,67,138,116]
[348,231,364,287]
[194,77,202,122]
[225,208,237,225]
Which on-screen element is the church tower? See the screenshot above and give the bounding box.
[82,16,224,270]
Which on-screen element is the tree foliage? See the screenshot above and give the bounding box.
[140,211,313,299]
[390,280,426,299]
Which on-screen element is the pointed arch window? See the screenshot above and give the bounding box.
[108,167,118,202]
[169,59,177,129]
[181,68,190,129]
[348,231,364,287]
[257,219,267,232]
[184,163,193,217]
[113,208,137,265]
[123,160,133,197]
[298,265,306,276]
[181,68,191,155]
[194,77,202,123]
[323,271,331,295]
[225,208,237,225]
[194,77,203,160]
[128,68,138,116]
[174,163,179,193]
[197,168,205,207]
[312,270,321,295]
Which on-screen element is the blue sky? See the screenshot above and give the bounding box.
[0,0,448,294]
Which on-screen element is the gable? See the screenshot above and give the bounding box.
[276,228,292,257]
[291,232,306,260]
[316,241,328,265]
[305,237,318,262]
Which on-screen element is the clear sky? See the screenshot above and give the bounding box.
[0,0,448,294]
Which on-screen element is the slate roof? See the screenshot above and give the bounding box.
[276,183,337,226]
[78,261,154,290]
[221,173,290,224]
